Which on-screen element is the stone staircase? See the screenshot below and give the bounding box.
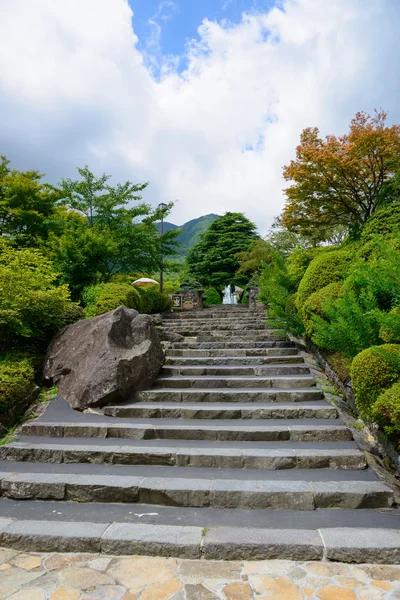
[0,305,399,562]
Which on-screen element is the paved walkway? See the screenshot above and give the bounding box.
[1,549,400,600]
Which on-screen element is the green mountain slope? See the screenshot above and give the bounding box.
[159,213,220,257]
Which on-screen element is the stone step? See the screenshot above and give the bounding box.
[167,341,293,349]
[104,401,337,420]
[136,388,325,402]
[197,334,287,342]
[21,419,351,442]
[161,326,274,334]
[0,471,391,509]
[162,322,269,329]
[154,375,316,389]
[0,440,365,469]
[0,514,399,562]
[166,355,304,365]
[161,364,310,376]
[166,348,297,357]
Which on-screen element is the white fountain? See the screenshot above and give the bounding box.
[222,284,238,305]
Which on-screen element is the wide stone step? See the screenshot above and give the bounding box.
[136,388,324,402]
[161,364,310,376]
[21,419,351,442]
[166,355,304,365]
[168,341,293,349]
[166,348,297,357]
[1,514,399,562]
[0,471,391,509]
[154,375,316,389]
[197,334,287,342]
[104,401,337,420]
[161,321,270,329]
[0,441,366,469]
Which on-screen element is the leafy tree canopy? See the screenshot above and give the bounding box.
[0,156,61,246]
[282,110,400,237]
[187,212,257,287]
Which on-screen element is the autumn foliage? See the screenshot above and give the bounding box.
[281,111,400,237]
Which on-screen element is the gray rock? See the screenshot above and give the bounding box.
[151,313,163,326]
[44,305,165,410]
[157,328,185,342]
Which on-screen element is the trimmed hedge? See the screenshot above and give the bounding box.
[204,287,222,305]
[84,283,143,317]
[373,381,400,436]
[296,250,353,310]
[136,287,172,314]
[0,355,35,415]
[351,344,400,419]
[302,282,342,337]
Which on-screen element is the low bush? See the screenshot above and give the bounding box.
[260,250,304,336]
[351,344,400,419]
[311,241,400,357]
[179,277,203,291]
[379,307,400,344]
[373,381,400,438]
[302,282,342,337]
[360,203,400,243]
[85,283,143,317]
[204,287,221,305]
[137,287,172,313]
[296,250,354,309]
[0,243,74,351]
[0,355,35,415]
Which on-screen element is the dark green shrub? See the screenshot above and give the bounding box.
[137,288,172,313]
[361,203,400,243]
[0,355,35,414]
[89,283,143,317]
[60,304,86,326]
[296,250,354,309]
[204,288,221,305]
[311,241,400,357]
[179,277,203,291]
[351,344,400,419]
[303,282,342,337]
[259,250,304,336]
[379,307,400,344]
[373,381,400,437]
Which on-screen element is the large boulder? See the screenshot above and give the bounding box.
[44,306,164,411]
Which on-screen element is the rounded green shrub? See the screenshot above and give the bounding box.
[204,287,222,305]
[373,381,400,436]
[137,288,172,314]
[351,344,400,419]
[91,283,143,317]
[302,282,342,337]
[0,355,35,414]
[296,250,354,309]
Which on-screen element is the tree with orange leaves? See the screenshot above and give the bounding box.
[281,110,400,238]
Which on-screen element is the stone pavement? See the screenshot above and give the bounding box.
[1,549,400,600]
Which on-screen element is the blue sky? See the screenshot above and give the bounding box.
[128,0,277,69]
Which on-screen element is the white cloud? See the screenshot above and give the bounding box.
[0,0,399,232]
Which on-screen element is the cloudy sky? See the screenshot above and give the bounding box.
[0,0,399,232]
